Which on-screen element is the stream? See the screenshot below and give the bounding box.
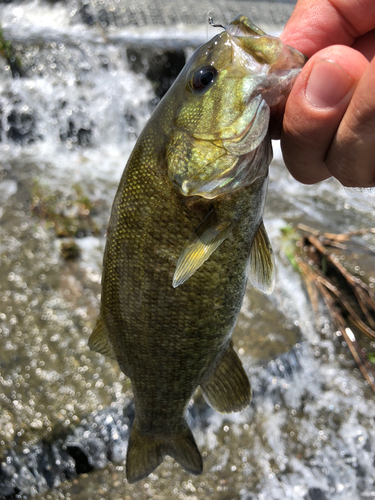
[1,1,375,499]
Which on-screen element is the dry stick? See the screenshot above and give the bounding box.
[297,224,320,236]
[297,224,375,242]
[306,233,375,304]
[313,273,375,341]
[352,287,375,330]
[323,228,375,241]
[298,225,375,301]
[307,235,375,322]
[296,254,375,393]
[328,253,375,306]
[315,279,375,394]
[321,239,347,250]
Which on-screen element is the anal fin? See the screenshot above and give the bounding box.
[200,341,251,413]
[88,316,116,360]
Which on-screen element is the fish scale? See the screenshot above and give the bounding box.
[89,15,306,483]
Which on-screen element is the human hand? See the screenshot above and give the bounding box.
[271,0,375,187]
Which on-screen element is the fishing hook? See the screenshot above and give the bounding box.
[208,16,226,30]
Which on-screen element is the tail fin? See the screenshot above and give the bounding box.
[166,426,203,477]
[126,421,203,483]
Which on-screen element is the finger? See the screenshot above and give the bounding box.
[281,0,375,56]
[352,29,375,61]
[326,55,375,187]
[280,45,369,184]
[269,100,286,140]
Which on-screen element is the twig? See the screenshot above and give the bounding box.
[289,225,375,393]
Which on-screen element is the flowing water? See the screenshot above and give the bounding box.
[1,1,375,499]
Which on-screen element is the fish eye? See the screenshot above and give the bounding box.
[190,66,218,92]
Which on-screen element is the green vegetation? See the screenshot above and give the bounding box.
[0,24,23,77]
[31,180,102,238]
[280,225,300,272]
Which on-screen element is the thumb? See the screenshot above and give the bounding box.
[281,45,368,184]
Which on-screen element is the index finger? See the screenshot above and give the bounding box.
[280,0,375,57]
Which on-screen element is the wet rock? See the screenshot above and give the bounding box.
[59,118,93,148]
[97,7,116,28]
[251,343,304,403]
[57,98,96,149]
[7,107,36,145]
[65,446,95,474]
[74,0,118,27]
[70,0,295,29]
[305,488,328,500]
[60,240,81,261]
[124,110,138,140]
[0,403,133,498]
[126,47,186,100]
[0,444,76,499]
[62,120,92,147]
[77,1,96,26]
[147,49,186,99]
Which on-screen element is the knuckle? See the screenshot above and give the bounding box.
[327,152,375,188]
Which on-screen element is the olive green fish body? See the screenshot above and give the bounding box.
[90,15,306,483]
[102,126,267,415]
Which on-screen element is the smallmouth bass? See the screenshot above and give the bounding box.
[89,15,306,483]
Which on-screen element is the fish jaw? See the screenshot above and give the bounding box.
[227,14,307,104]
[179,135,272,199]
[167,16,306,200]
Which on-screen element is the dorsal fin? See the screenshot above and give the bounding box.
[88,316,116,360]
[173,210,232,288]
[247,221,275,294]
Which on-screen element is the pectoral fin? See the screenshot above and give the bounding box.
[200,341,251,413]
[173,210,232,288]
[247,221,275,294]
[88,316,116,360]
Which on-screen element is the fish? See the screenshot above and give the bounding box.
[89,15,306,483]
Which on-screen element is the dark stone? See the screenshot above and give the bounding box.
[97,7,116,28]
[65,446,94,475]
[305,488,328,500]
[78,2,96,26]
[146,49,186,99]
[60,120,92,148]
[127,47,186,99]
[7,109,36,145]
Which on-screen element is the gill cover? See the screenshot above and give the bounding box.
[166,15,306,200]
